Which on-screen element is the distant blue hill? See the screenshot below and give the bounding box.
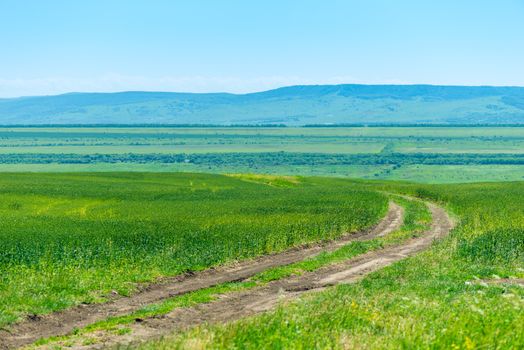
[1,84,524,125]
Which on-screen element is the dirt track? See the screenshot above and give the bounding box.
[0,203,404,349]
[69,202,452,350]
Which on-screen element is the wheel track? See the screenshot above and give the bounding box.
[0,202,404,349]
[71,201,453,350]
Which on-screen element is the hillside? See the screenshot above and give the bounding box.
[1,84,524,125]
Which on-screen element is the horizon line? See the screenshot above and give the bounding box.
[2,82,524,99]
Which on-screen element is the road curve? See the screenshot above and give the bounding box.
[77,201,453,350]
[0,202,404,349]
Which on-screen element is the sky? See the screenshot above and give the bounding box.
[0,0,523,97]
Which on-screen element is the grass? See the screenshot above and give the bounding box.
[3,171,524,349]
[141,181,524,350]
[226,173,300,187]
[386,164,524,183]
[0,173,387,328]
[29,195,431,348]
[254,197,430,283]
[0,126,522,183]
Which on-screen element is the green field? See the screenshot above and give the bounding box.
[1,126,524,348]
[141,180,524,350]
[0,173,386,327]
[1,173,522,349]
[0,126,523,183]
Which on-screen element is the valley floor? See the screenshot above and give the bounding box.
[0,126,523,183]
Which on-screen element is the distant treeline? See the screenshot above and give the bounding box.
[303,123,524,128]
[1,152,524,165]
[0,124,288,128]
[0,123,524,128]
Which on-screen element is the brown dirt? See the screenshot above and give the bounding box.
[63,202,453,350]
[0,203,403,349]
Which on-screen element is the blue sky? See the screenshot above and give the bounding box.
[1,0,523,97]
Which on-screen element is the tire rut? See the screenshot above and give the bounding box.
[0,203,404,349]
[69,201,453,350]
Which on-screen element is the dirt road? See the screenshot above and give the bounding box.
[0,203,404,349]
[72,202,452,349]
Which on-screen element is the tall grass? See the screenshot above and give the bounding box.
[145,180,524,349]
[0,173,386,327]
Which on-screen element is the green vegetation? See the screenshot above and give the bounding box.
[0,126,523,183]
[30,195,431,348]
[1,125,523,348]
[253,197,430,283]
[144,181,524,349]
[2,171,523,349]
[0,173,386,327]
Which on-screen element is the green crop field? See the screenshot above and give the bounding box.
[0,173,386,327]
[0,126,523,183]
[2,173,522,349]
[139,180,524,350]
[1,126,523,349]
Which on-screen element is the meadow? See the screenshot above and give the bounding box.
[142,180,524,349]
[0,173,386,327]
[11,174,523,349]
[1,126,523,348]
[0,126,522,182]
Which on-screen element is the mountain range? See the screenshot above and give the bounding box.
[1,84,524,125]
